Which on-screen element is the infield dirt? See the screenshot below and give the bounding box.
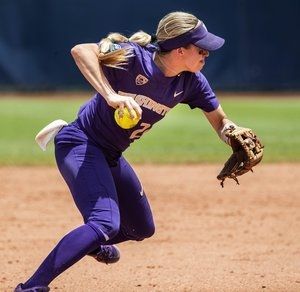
[1,164,299,292]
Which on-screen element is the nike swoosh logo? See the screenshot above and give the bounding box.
[174,91,184,97]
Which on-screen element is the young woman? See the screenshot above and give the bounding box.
[15,11,238,291]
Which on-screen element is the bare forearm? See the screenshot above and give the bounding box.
[204,105,236,144]
[71,43,115,103]
[70,43,142,117]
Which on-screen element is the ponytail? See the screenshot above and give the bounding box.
[98,31,152,69]
[98,12,199,69]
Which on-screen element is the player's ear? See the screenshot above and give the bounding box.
[177,47,184,55]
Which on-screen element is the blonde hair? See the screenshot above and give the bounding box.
[98,11,199,69]
[156,11,198,42]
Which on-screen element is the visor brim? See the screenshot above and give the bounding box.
[193,32,225,51]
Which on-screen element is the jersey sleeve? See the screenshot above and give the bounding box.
[100,41,138,86]
[181,72,219,112]
[118,42,137,70]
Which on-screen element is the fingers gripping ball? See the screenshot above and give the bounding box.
[114,108,140,129]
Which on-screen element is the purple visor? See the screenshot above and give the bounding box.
[157,22,225,52]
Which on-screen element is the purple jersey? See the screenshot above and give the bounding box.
[75,42,219,156]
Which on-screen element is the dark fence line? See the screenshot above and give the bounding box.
[0,0,299,91]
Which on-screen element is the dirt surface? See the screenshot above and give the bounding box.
[1,164,300,292]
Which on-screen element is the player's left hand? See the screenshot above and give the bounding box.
[217,126,264,187]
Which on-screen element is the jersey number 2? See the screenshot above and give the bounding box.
[130,123,151,140]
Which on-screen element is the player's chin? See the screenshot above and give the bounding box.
[191,63,205,73]
[198,61,205,70]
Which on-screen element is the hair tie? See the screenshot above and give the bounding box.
[151,34,157,43]
[109,43,121,52]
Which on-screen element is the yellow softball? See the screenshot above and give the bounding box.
[114,107,139,129]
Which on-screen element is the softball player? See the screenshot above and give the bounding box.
[15,11,238,291]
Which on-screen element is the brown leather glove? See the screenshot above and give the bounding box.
[217,126,264,187]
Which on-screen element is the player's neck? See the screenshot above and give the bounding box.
[155,53,182,77]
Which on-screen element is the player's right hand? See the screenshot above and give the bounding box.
[107,93,142,119]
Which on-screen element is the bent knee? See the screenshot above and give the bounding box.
[135,222,155,241]
[88,219,120,241]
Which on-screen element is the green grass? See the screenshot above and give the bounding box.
[0,98,83,165]
[127,97,300,163]
[0,96,299,165]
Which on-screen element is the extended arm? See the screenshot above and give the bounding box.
[203,105,236,145]
[71,43,142,118]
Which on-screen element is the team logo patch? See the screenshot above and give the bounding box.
[135,74,149,85]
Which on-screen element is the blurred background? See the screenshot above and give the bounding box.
[2,3,300,292]
[0,0,299,165]
[1,0,299,91]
